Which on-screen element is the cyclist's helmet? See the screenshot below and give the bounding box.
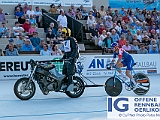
[111,42,118,49]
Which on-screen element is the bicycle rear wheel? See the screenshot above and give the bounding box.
[133,73,150,95]
[105,77,122,96]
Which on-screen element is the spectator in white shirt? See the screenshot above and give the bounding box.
[26,5,35,19]
[40,44,51,56]
[34,6,42,27]
[57,10,67,28]
[12,21,24,37]
[87,15,96,30]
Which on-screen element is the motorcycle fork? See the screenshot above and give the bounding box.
[25,65,37,89]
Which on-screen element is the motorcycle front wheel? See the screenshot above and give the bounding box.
[14,78,36,100]
[65,76,85,98]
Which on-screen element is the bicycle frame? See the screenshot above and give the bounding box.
[113,66,137,87]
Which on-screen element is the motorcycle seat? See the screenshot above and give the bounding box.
[49,68,66,81]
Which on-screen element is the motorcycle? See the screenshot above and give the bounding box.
[14,59,85,100]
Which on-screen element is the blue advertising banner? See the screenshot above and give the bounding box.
[109,0,160,10]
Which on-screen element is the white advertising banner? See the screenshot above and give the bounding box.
[0,54,159,80]
[62,0,93,7]
[0,0,31,5]
[79,54,160,77]
[32,0,62,6]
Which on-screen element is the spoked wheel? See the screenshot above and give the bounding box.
[14,78,36,100]
[65,76,85,98]
[133,73,150,95]
[105,77,122,96]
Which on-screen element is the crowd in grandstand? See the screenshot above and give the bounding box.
[0,3,160,56]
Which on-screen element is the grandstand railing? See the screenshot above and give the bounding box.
[41,9,84,42]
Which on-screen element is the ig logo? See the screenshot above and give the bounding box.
[107,98,129,112]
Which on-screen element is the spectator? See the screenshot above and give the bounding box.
[14,3,22,12]
[36,40,45,51]
[57,10,67,28]
[98,30,107,47]
[29,14,36,26]
[46,27,56,44]
[121,25,128,35]
[131,40,139,51]
[56,28,64,42]
[149,44,159,54]
[48,40,54,51]
[137,43,148,54]
[113,10,120,22]
[86,15,96,30]
[46,22,57,35]
[22,19,31,32]
[75,8,82,20]
[98,24,107,35]
[5,38,17,50]
[18,15,26,25]
[119,7,125,16]
[105,16,113,30]
[134,21,142,30]
[23,3,29,14]
[49,4,57,14]
[110,29,119,42]
[90,5,97,13]
[157,12,160,25]
[70,4,76,17]
[40,44,51,56]
[16,33,24,51]
[30,32,40,48]
[136,29,142,42]
[57,4,64,14]
[146,15,151,26]
[141,30,148,38]
[136,10,145,22]
[5,44,19,56]
[142,35,150,50]
[51,44,62,56]
[0,49,4,56]
[98,5,106,18]
[34,6,42,27]
[103,32,113,53]
[81,9,88,20]
[125,30,134,44]
[12,21,24,37]
[89,23,99,45]
[21,39,34,51]
[122,41,131,51]
[130,25,136,35]
[26,5,35,18]
[149,39,159,51]
[15,7,24,18]
[0,8,6,23]
[0,21,11,38]
[122,13,130,24]
[66,9,74,18]
[28,24,37,37]
[118,35,126,48]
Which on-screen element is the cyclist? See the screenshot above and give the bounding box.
[110,42,137,88]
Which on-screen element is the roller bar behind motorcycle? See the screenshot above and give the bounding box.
[14,59,85,100]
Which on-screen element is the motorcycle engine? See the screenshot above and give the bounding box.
[38,75,58,94]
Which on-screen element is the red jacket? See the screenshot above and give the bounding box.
[22,23,31,32]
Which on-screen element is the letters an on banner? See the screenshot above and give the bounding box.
[0,54,159,80]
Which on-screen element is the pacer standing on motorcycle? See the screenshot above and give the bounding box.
[61,27,78,91]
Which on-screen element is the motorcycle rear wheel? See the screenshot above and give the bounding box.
[65,76,85,98]
[14,78,36,100]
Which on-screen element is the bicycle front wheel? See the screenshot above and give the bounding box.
[105,77,122,96]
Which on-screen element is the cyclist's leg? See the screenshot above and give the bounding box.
[125,59,136,85]
[117,61,126,77]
